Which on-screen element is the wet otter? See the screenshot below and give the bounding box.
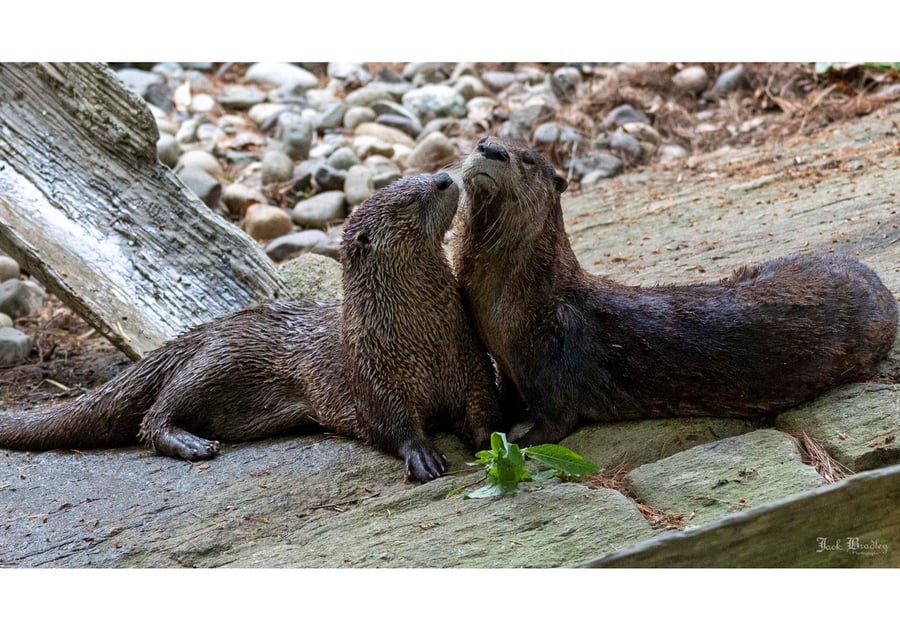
[453,136,899,445]
[0,173,500,482]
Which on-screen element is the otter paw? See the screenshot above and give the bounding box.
[400,441,447,483]
[153,428,221,461]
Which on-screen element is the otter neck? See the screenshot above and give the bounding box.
[455,196,585,373]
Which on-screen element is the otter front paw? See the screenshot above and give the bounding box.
[152,428,221,461]
[399,440,447,482]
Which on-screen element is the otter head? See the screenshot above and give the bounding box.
[341,172,459,268]
[461,136,568,243]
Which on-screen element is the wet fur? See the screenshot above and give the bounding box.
[453,136,899,445]
[0,174,500,481]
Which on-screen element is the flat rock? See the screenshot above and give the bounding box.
[279,253,343,301]
[777,384,900,472]
[624,429,824,526]
[561,417,758,471]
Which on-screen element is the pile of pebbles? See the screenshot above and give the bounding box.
[129,61,751,263]
[1,62,751,366]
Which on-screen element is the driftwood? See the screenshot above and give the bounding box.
[0,62,285,359]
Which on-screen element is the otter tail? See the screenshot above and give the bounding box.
[0,357,163,453]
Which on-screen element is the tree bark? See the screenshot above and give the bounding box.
[0,62,285,359]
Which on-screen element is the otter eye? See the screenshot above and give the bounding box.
[522,153,536,165]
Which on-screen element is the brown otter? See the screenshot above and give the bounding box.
[0,172,500,482]
[453,136,899,445]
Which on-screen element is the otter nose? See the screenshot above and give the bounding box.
[477,139,509,162]
[434,172,454,191]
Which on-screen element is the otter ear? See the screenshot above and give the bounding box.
[554,175,568,194]
[349,230,371,255]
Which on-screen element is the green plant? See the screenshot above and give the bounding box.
[466,432,601,498]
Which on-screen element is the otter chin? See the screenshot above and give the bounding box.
[453,135,899,446]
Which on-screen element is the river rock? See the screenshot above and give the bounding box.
[354,122,416,148]
[116,68,162,99]
[714,64,750,94]
[0,256,20,282]
[454,75,487,101]
[327,62,371,86]
[0,312,13,328]
[292,191,347,228]
[327,147,361,171]
[673,65,710,93]
[155,132,180,168]
[245,63,318,90]
[602,104,649,128]
[345,87,396,109]
[218,85,267,110]
[344,165,374,206]
[244,204,294,241]
[0,327,31,365]
[190,94,217,114]
[351,136,395,160]
[501,103,555,139]
[177,166,222,208]
[624,429,825,527]
[481,71,519,93]
[777,383,900,472]
[274,112,313,160]
[344,106,376,129]
[280,253,343,301]
[401,85,467,123]
[265,230,333,262]
[260,150,294,184]
[659,144,689,163]
[0,279,46,319]
[406,132,457,172]
[610,129,643,159]
[375,114,420,139]
[248,103,291,127]
[551,66,583,96]
[175,150,222,178]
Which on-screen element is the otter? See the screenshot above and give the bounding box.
[453,136,899,445]
[0,172,500,482]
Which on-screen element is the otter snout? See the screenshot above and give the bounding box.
[434,172,454,190]
[477,138,509,162]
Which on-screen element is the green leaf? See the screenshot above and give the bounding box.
[531,469,556,481]
[523,444,600,476]
[490,432,508,453]
[467,479,510,499]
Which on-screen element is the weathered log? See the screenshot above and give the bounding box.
[0,62,285,359]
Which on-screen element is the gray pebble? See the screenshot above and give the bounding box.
[313,165,348,191]
[248,103,292,126]
[190,94,217,113]
[177,167,222,208]
[151,62,184,81]
[622,122,660,147]
[363,155,402,177]
[610,129,642,158]
[602,104,648,128]
[275,112,314,160]
[0,327,31,366]
[401,85,467,123]
[481,71,519,92]
[551,66,583,96]
[218,85,268,110]
[327,62,371,85]
[372,172,401,189]
[672,65,709,93]
[244,204,294,241]
[454,75,486,101]
[0,256,20,282]
[407,132,457,172]
[344,165,375,206]
[315,102,347,131]
[266,230,334,263]
[403,62,451,84]
[658,144,689,163]
[156,132,180,168]
[351,136,396,161]
[245,62,318,90]
[365,80,413,100]
[292,191,347,227]
[0,312,13,329]
[196,122,220,142]
[327,147,361,171]
[502,103,555,139]
[713,64,750,93]
[261,150,294,184]
[344,106,377,129]
[533,122,583,145]
[176,149,223,178]
[568,152,623,180]
[0,279,46,319]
